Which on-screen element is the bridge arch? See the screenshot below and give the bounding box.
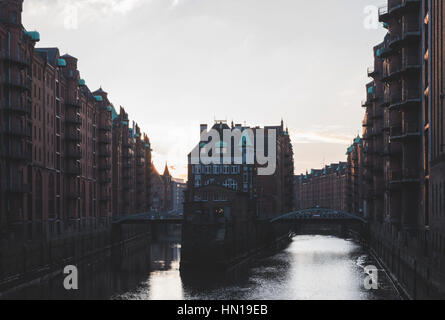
[270,208,367,223]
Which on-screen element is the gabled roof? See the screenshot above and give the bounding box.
[61,53,77,61]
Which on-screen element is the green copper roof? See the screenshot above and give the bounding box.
[78,79,86,86]
[106,106,112,112]
[25,31,40,42]
[57,59,67,67]
[354,136,361,144]
[94,95,103,102]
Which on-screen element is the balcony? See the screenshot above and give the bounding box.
[65,100,82,109]
[389,89,421,110]
[367,67,378,78]
[65,115,82,125]
[380,46,394,58]
[66,130,81,142]
[1,102,31,115]
[390,123,421,142]
[390,0,421,15]
[67,148,82,159]
[361,100,372,108]
[66,163,81,176]
[390,168,420,184]
[1,51,31,68]
[382,58,421,83]
[389,23,421,49]
[2,78,31,92]
[378,5,389,22]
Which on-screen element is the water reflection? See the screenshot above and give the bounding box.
[116,234,401,300]
[4,231,401,300]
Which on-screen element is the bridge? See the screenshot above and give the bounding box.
[112,212,183,225]
[270,208,367,223]
[269,208,368,237]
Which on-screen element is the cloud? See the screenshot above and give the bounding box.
[170,0,185,9]
[25,0,146,18]
[290,127,354,145]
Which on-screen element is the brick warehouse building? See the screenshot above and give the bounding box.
[185,120,294,221]
[0,0,153,290]
[182,121,294,269]
[357,0,445,298]
[346,136,365,217]
[295,162,348,212]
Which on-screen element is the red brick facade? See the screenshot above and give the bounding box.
[295,162,348,212]
[0,0,153,241]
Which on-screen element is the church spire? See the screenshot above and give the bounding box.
[163,163,171,177]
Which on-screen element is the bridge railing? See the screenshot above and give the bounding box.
[270,208,368,223]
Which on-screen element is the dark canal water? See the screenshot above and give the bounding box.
[3,226,402,300]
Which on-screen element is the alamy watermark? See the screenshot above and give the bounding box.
[63,265,78,290]
[190,128,277,176]
[364,265,378,290]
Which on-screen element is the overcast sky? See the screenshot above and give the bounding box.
[23,0,387,180]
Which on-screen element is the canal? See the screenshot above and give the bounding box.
[3,227,402,300]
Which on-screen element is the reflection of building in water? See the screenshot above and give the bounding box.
[150,242,181,271]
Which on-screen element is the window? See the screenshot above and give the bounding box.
[194,175,201,188]
[223,179,237,191]
[223,165,230,174]
[213,165,220,174]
